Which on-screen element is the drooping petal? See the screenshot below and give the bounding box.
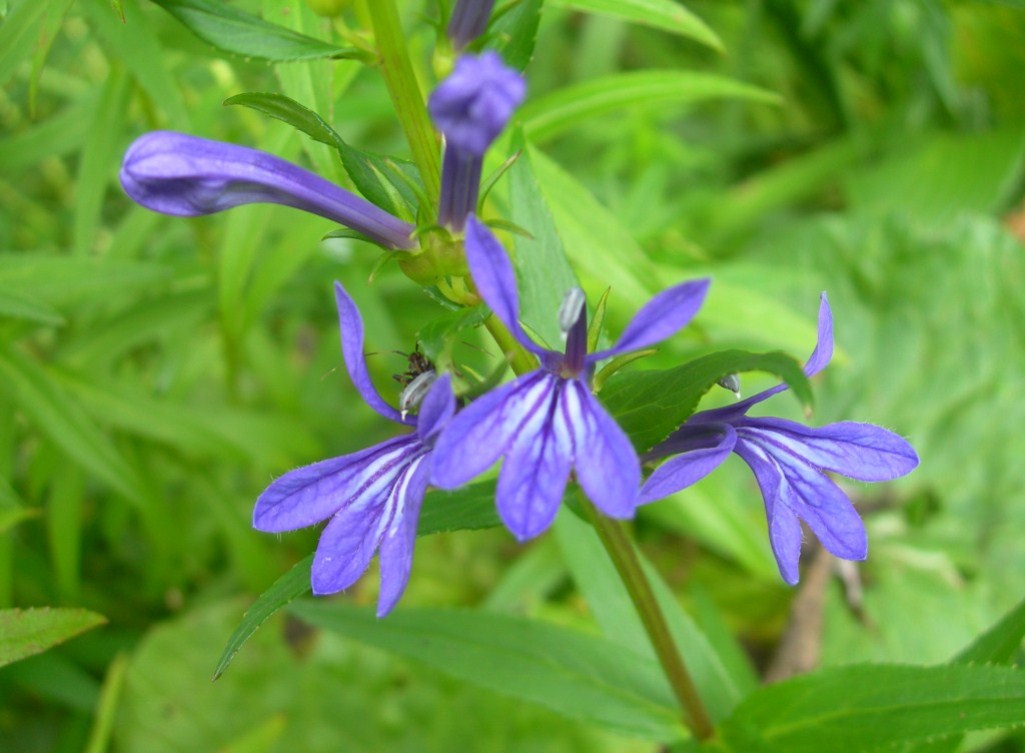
[736,437,868,565]
[562,382,641,518]
[431,371,553,489]
[120,132,414,250]
[311,497,390,595]
[334,281,404,424]
[495,382,573,540]
[589,279,710,362]
[416,373,456,442]
[739,418,919,482]
[464,216,548,356]
[376,455,431,616]
[252,436,415,532]
[638,423,736,504]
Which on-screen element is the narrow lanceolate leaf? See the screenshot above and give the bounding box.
[717,664,1025,752]
[518,71,778,143]
[150,0,368,62]
[0,345,144,500]
[549,0,722,51]
[292,601,687,741]
[213,482,501,679]
[600,350,811,452]
[0,608,106,668]
[0,287,63,326]
[486,0,542,71]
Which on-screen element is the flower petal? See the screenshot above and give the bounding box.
[495,382,573,539]
[740,418,918,482]
[252,436,415,532]
[311,497,389,596]
[804,292,834,378]
[639,423,736,504]
[376,455,431,616]
[736,437,868,565]
[334,281,404,424]
[589,279,710,362]
[120,132,414,249]
[431,371,553,489]
[562,381,641,518]
[464,216,548,356]
[416,373,456,442]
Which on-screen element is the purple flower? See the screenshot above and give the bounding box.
[252,282,455,617]
[431,217,710,540]
[447,0,495,50]
[640,294,919,585]
[428,53,525,230]
[120,131,415,250]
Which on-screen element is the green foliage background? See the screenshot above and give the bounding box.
[1,0,1024,750]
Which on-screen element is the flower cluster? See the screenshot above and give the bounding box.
[120,45,918,615]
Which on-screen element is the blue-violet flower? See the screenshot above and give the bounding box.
[447,0,495,50]
[639,294,919,584]
[431,216,710,539]
[252,281,455,616]
[120,131,415,250]
[428,53,525,230]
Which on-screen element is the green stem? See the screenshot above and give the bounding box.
[581,501,716,740]
[364,0,441,211]
[482,309,715,739]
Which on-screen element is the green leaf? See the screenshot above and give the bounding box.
[0,344,145,500]
[213,482,501,679]
[0,0,50,87]
[600,349,811,452]
[224,91,418,217]
[0,607,106,668]
[0,287,64,326]
[954,595,1025,666]
[150,0,367,62]
[717,664,1025,752]
[508,134,580,348]
[212,555,312,681]
[518,71,778,143]
[487,0,542,70]
[292,600,686,741]
[548,0,722,51]
[0,253,169,307]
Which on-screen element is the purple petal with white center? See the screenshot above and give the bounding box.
[252,435,416,532]
[562,381,641,518]
[311,497,390,595]
[334,281,404,424]
[432,371,554,489]
[739,418,918,482]
[416,373,456,442]
[376,455,431,616]
[736,436,868,566]
[496,382,573,539]
[120,132,414,250]
[464,216,548,356]
[639,424,736,504]
[428,53,526,155]
[589,279,711,362]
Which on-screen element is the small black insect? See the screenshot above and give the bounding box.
[392,344,434,387]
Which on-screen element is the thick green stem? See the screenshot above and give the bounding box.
[364,0,441,211]
[581,501,716,740]
[484,316,537,375]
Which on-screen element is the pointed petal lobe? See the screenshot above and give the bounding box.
[639,423,736,504]
[376,455,431,616]
[416,373,456,442]
[334,281,404,423]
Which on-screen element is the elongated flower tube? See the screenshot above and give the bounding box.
[447,0,495,50]
[640,294,920,585]
[253,282,455,617]
[120,131,416,250]
[428,53,525,230]
[431,217,710,540]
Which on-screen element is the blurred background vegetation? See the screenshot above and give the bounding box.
[1,0,1024,750]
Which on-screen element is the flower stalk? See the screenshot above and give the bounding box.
[364,0,441,212]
